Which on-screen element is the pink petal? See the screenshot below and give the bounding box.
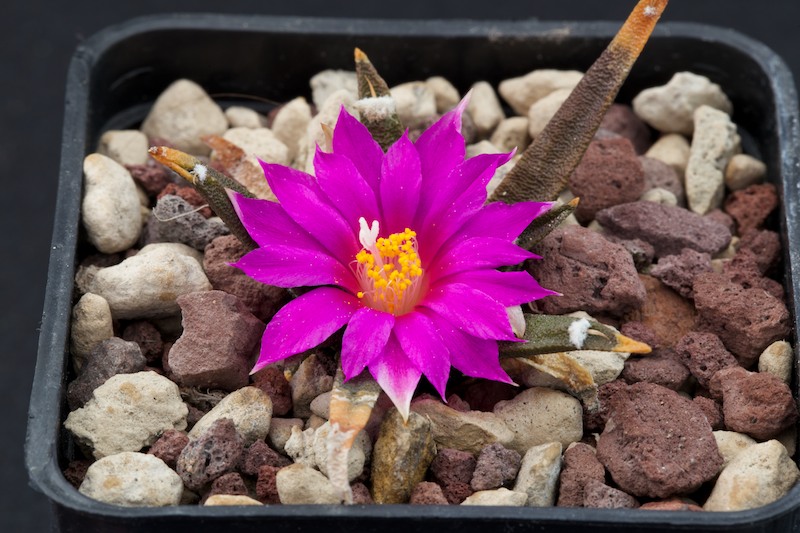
[252,287,360,373]
[456,201,553,242]
[421,282,518,342]
[394,311,451,399]
[368,334,422,420]
[341,307,395,380]
[414,97,468,222]
[233,246,360,294]
[420,308,514,384]
[380,132,421,235]
[314,148,380,233]
[331,107,384,192]
[231,194,327,253]
[420,152,513,235]
[429,237,537,278]
[435,269,559,306]
[261,161,359,266]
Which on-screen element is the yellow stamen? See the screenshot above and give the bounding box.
[354,223,424,316]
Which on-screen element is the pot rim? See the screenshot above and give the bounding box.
[26,13,800,527]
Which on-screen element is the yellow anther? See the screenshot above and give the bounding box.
[357,291,365,298]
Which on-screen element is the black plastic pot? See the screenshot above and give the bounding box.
[26,13,800,533]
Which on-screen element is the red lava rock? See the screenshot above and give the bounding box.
[441,481,473,505]
[63,459,92,489]
[430,448,476,486]
[252,366,293,417]
[693,272,791,367]
[649,248,713,299]
[619,322,658,348]
[600,104,652,154]
[621,348,690,391]
[158,182,212,218]
[584,380,629,433]
[121,320,164,364]
[168,290,265,391]
[704,209,736,234]
[529,225,646,317]
[176,418,245,492]
[446,394,471,413]
[148,429,189,469]
[624,275,696,348]
[602,234,656,272]
[738,229,782,275]
[723,183,779,235]
[639,156,684,204]
[409,482,449,505]
[596,201,732,258]
[692,395,724,430]
[710,366,798,440]
[556,443,606,507]
[290,353,334,418]
[67,337,146,410]
[723,249,784,301]
[255,465,281,504]
[596,382,722,498]
[674,331,738,389]
[568,137,645,222]
[186,404,205,430]
[144,195,229,250]
[583,480,639,509]
[351,482,374,504]
[639,499,703,511]
[459,381,518,412]
[204,235,291,322]
[205,472,248,502]
[470,442,521,491]
[240,440,292,476]
[126,163,174,196]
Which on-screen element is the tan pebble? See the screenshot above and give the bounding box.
[498,69,582,116]
[645,133,690,177]
[426,76,461,113]
[528,88,571,138]
[204,494,262,506]
[467,81,505,138]
[757,340,793,384]
[725,153,767,190]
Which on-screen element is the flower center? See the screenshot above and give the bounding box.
[354,217,424,315]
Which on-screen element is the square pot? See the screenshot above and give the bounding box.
[26,13,800,533]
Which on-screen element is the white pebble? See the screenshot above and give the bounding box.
[82,153,143,253]
[271,97,312,163]
[490,116,531,153]
[69,293,114,372]
[704,440,799,511]
[713,431,757,469]
[633,72,732,135]
[493,387,583,454]
[79,452,183,507]
[645,133,691,177]
[204,494,263,506]
[461,488,528,506]
[425,76,461,113]
[188,387,273,445]
[391,81,437,129]
[640,187,678,206]
[758,340,793,384]
[685,105,741,214]
[299,89,359,174]
[97,130,149,166]
[498,69,583,116]
[65,371,188,459]
[276,463,341,504]
[512,442,563,506]
[725,153,767,191]
[87,243,211,320]
[224,106,267,128]
[310,69,357,109]
[312,422,371,482]
[527,88,572,138]
[466,81,505,138]
[141,79,228,156]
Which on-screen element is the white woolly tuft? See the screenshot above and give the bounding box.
[192,163,208,183]
[568,317,592,349]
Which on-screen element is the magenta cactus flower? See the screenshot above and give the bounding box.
[231,98,556,418]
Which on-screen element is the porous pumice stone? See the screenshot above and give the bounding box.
[79,452,183,507]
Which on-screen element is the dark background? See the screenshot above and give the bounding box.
[4,1,798,531]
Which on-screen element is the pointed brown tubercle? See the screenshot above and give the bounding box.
[489,0,668,204]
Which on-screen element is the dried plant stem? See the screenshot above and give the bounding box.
[489,0,668,204]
